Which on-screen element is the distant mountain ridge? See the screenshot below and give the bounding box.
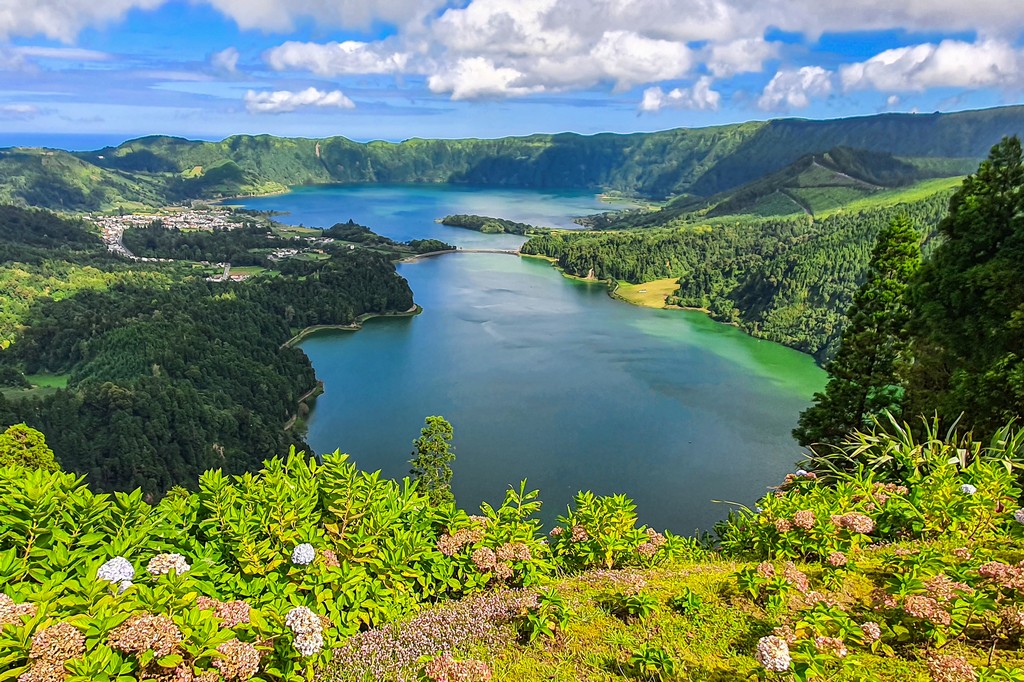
[659,146,977,220]
[3,105,1024,211]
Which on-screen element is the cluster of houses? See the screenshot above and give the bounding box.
[87,208,338,274]
[88,209,239,262]
[89,209,236,233]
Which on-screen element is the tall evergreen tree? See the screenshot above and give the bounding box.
[906,137,1024,433]
[409,415,456,506]
[794,215,921,447]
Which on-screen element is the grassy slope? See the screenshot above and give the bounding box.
[485,558,919,682]
[613,279,683,308]
[817,176,964,217]
[326,537,1024,682]
[0,148,171,211]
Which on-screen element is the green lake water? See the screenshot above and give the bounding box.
[238,185,826,532]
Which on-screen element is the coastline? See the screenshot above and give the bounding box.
[281,305,422,349]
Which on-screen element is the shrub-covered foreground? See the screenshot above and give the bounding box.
[314,423,1024,682]
[0,451,692,681]
[2,424,1024,681]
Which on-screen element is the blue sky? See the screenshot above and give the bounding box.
[0,0,1022,146]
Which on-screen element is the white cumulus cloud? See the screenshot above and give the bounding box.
[639,77,721,112]
[201,0,446,32]
[3,0,1024,43]
[706,38,779,78]
[758,66,833,111]
[265,40,414,76]
[3,0,1024,109]
[244,87,355,114]
[840,39,1024,92]
[427,57,545,100]
[0,0,164,41]
[588,31,693,91]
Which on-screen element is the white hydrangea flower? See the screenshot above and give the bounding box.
[795,469,809,477]
[285,606,321,635]
[755,635,792,672]
[147,553,191,576]
[291,543,316,566]
[1014,508,1024,525]
[97,556,135,583]
[117,580,133,594]
[293,631,323,657]
[960,484,977,495]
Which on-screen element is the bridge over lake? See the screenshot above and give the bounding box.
[400,248,520,262]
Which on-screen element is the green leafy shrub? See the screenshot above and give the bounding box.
[733,423,1024,681]
[625,642,677,681]
[0,451,553,681]
[719,423,1022,561]
[667,588,704,618]
[547,492,700,570]
[602,591,659,622]
[514,589,571,644]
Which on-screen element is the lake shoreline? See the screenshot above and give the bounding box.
[283,380,325,433]
[281,305,422,348]
[232,184,824,532]
[522,254,753,336]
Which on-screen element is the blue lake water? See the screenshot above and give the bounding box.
[238,185,825,532]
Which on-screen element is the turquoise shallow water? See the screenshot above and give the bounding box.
[238,185,826,532]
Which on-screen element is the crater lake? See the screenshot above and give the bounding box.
[237,184,826,532]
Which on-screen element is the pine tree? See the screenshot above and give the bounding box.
[793,215,921,447]
[905,136,1024,433]
[409,415,456,506]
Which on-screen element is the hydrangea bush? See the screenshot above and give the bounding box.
[0,449,690,681]
[720,424,1024,681]
[719,426,1021,561]
[0,451,561,681]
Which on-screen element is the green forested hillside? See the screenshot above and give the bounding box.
[0,252,412,495]
[2,106,1023,210]
[440,214,541,235]
[0,148,174,211]
[688,146,966,218]
[0,206,177,349]
[0,204,415,494]
[523,188,952,360]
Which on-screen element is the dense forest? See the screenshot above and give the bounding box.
[121,220,292,265]
[523,192,952,360]
[440,214,540,235]
[2,106,1023,210]
[0,207,177,347]
[0,206,415,495]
